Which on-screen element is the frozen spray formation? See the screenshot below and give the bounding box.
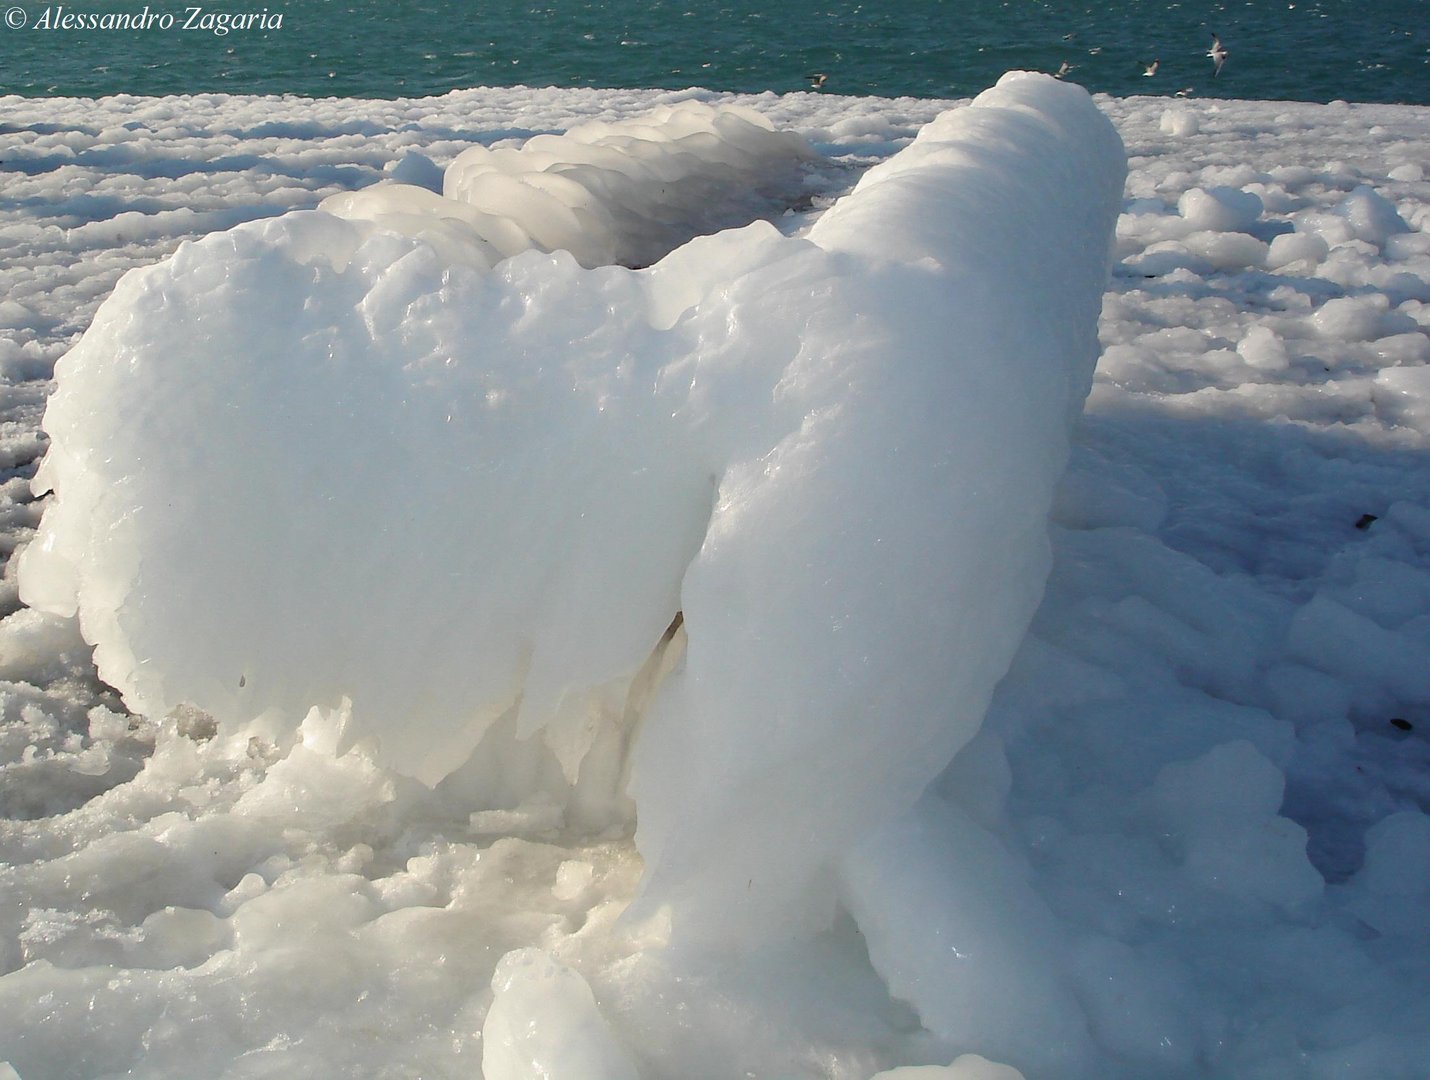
[325,100,816,270]
[19,74,1124,955]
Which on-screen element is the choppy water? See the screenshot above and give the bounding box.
[1,0,1426,104]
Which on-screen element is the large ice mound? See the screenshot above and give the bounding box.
[20,73,1125,947]
[325,100,816,270]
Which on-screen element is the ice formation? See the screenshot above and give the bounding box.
[325,100,816,270]
[18,74,1124,948]
[482,948,639,1080]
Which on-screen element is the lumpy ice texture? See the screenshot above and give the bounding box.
[19,73,1125,949]
[323,99,816,270]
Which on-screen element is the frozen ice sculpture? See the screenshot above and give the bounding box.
[20,75,1125,948]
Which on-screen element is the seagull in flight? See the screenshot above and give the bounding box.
[1055,61,1074,79]
[1208,34,1228,77]
[806,72,828,89]
[1142,58,1159,77]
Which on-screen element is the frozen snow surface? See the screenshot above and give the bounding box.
[1,76,1428,1080]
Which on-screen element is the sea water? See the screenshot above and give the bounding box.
[1,0,1426,104]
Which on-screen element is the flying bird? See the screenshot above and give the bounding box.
[1055,61,1074,79]
[1208,34,1228,77]
[1142,58,1159,77]
[806,72,828,89]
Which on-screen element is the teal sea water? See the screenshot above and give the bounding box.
[1,0,1427,104]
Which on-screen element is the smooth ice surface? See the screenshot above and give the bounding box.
[19,74,1125,949]
[1,77,1429,1080]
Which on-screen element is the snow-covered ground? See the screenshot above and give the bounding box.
[1,79,1428,1080]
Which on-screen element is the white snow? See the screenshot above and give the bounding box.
[0,75,1428,1080]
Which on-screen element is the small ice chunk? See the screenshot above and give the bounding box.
[384,150,445,192]
[1375,365,1430,430]
[553,860,595,900]
[1333,185,1411,247]
[1152,740,1285,827]
[1159,109,1199,137]
[1151,741,1321,911]
[1178,186,1262,233]
[1353,812,1430,900]
[133,906,230,969]
[1344,812,1430,942]
[1236,325,1290,372]
[0,609,90,685]
[1372,333,1430,367]
[1265,231,1328,270]
[0,300,40,330]
[1286,594,1430,706]
[1182,230,1268,270]
[1184,816,1323,911]
[482,948,637,1080]
[1311,296,1388,341]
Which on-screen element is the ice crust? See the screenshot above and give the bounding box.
[19,74,1125,948]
